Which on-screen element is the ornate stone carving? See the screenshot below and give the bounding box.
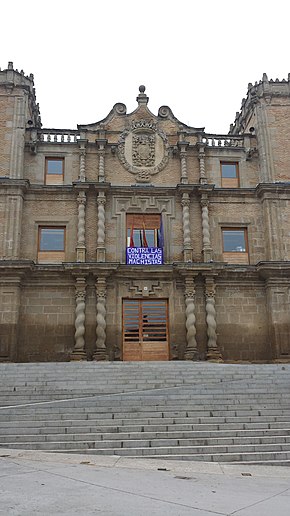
[71,277,86,360]
[97,192,106,262]
[184,278,198,360]
[76,191,86,262]
[113,103,127,115]
[94,278,107,361]
[132,134,155,167]
[181,193,193,261]
[117,119,169,182]
[205,277,222,362]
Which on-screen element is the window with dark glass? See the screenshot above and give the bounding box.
[221,162,239,187]
[39,227,65,251]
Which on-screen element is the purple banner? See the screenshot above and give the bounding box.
[126,247,163,265]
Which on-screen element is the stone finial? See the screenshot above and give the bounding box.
[136,85,149,105]
[8,61,13,70]
[262,73,268,83]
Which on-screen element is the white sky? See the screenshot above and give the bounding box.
[2,0,290,133]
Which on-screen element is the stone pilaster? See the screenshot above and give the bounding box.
[184,277,198,360]
[3,190,24,259]
[71,277,87,360]
[96,138,107,183]
[181,193,193,262]
[96,192,106,262]
[197,141,207,184]
[94,277,107,361]
[200,195,213,262]
[178,142,189,184]
[204,276,222,362]
[76,191,86,262]
[78,139,87,182]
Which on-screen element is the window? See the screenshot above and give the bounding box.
[126,214,164,265]
[38,226,65,263]
[45,158,64,185]
[222,228,249,264]
[126,214,163,248]
[221,162,239,188]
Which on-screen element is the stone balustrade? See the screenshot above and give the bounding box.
[37,129,80,143]
[201,134,244,148]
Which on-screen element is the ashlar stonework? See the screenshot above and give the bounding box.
[0,62,290,363]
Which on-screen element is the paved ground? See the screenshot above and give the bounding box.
[0,449,290,515]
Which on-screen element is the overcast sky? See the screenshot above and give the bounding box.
[2,0,289,133]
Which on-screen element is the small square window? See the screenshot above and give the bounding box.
[38,226,65,263]
[222,228,249,264]
[221,162,239,187]
[45,158,64,185]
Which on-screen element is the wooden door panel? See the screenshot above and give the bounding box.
[122,299,169,361]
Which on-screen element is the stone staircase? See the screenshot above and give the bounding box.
[0,362,290,465]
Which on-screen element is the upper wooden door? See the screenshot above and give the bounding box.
[122,299,169,361]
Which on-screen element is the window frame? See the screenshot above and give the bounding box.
[38,226,66,253]
[45,157,64,185]
[126,214,162,248]
[220,161,239,188]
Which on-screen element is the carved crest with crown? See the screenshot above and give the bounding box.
[117,118,169,183]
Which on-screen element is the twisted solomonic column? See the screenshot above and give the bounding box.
[76,191,86,262]
[79,150,86,182]
[201,196,213,262]
[71,277,87,360]
[181,193,193,262]
[98,150,105,182]
[94,278,107,361]
[96,139,107,182]
[178,142,189,184]
[197,141,207,184]
[184,281,198,360]
[205,278,222,362]
[97,192,106,262]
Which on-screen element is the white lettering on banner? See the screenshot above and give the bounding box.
[126,247,163,265]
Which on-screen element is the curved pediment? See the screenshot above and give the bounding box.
[78,86,204,134]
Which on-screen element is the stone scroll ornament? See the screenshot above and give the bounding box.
[117,119,169,182]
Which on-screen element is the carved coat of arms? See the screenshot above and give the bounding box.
[118,119,169,182]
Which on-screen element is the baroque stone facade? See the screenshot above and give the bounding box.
[1,62,290,363]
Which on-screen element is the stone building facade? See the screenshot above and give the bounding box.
[1,62,290,363]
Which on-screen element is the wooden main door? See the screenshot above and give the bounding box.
[122,299,169,361]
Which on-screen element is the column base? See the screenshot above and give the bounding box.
[96,247,106,262]
[183,248,193,262]
[71,351,87,361]
[206,350,223,362]
[93,349,107,361]
[76,247,86,262]
[202,248,213,262]
[184,350,199,361]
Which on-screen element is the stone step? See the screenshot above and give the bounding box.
[2,440,290,455]
[2,432,290,446]
[1,420,290,433]
[1,415,290,426]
